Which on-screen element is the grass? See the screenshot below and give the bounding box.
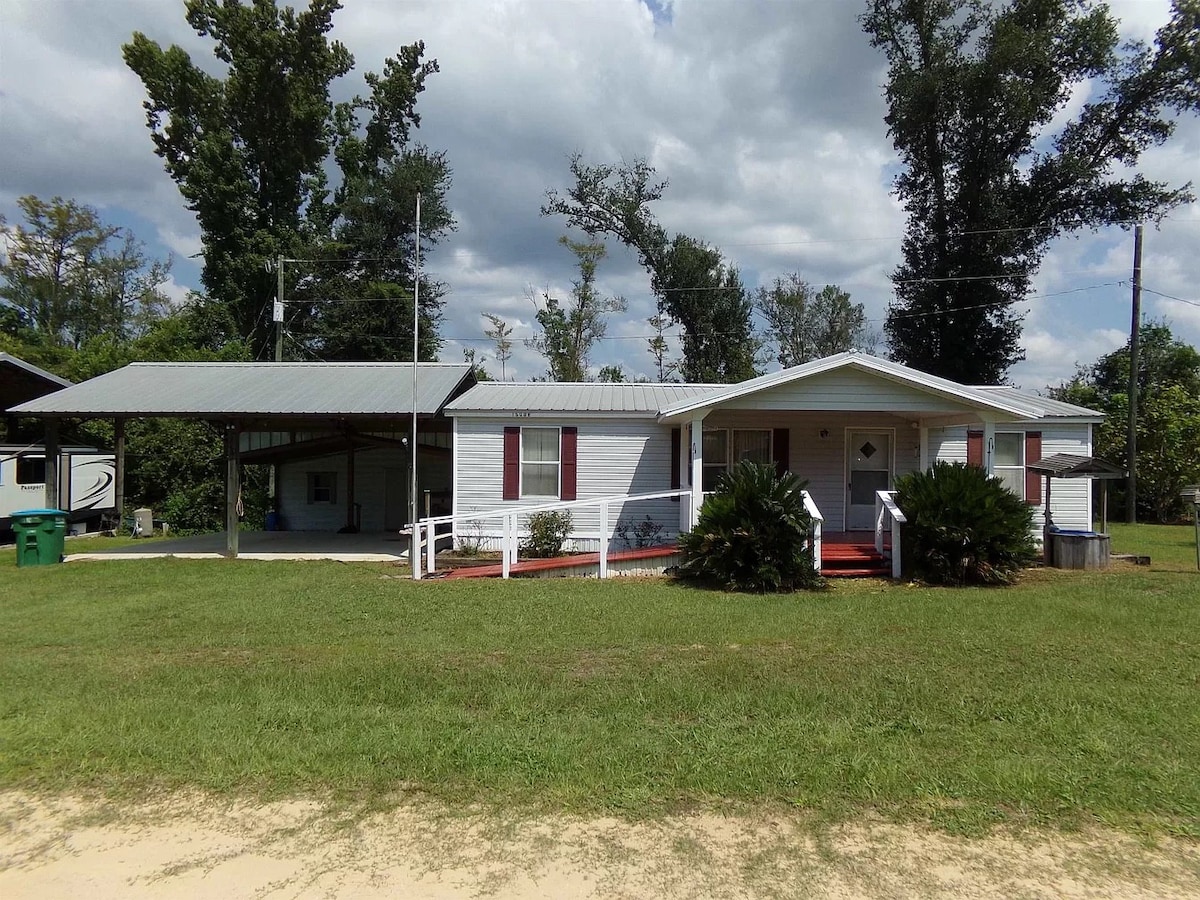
[0,526,1197,834]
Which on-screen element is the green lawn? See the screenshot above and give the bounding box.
[0,526,1197,834]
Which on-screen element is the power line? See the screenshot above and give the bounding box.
[1141,286,1200,308]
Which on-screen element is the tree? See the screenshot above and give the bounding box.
[1053,321,1200,521]
[862,0,1200,384]
[482,312,513,380]
[1,195,171,349]
[461,347,492,380]
[646,312,678,382]
[542,154,758,383]
[124,0,446,358]
[755,276,872,366]
[598,364,625,382]
[526,237,626,382]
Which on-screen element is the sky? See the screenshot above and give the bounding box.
[1,0,1197,390]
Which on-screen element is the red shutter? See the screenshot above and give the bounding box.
[966,431,984,469]
[670,427,681,502]
[503,427,520,500]
[560,427,577,501]
[773,428,790,479]
[1025,431,1042,504]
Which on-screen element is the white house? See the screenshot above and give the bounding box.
[444,352,1102,550]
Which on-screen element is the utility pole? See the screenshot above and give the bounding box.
[1126,223,1143,524]
[274,255,285,363]
[411,193,422,578]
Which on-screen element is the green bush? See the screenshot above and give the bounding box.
[521,510,573,558]
[894,461,1037,586]
[677,460,822,592]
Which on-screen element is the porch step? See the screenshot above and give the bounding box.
[820,541,892,578]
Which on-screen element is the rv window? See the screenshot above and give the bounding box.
[16,456,47,485]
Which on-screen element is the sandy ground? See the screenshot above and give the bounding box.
[1,792,1198,900]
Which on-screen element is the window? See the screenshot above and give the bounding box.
[16,456,46,485]
[521,427,560,497]
[992,432,1024,497]
[307,471,337,504]
[700,429,773,490]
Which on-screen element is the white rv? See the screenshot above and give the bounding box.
[0,446,117,533]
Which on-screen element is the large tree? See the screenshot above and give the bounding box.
[124,0,449,359]
[863,0,1200,384]
[1,195,171,350]
[542,154,758,383]
[1053,321,1200,522]
[755,275,873,367]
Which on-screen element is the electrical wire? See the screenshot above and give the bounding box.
[1141,286,1200,308]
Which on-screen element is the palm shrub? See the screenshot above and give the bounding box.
[894,461,1037,586]
[678,460,822,592]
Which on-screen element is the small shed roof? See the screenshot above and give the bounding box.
[1,352,72,413]
[1028,453,1126,479]
[445,381,720,416]
[8,362,475,419]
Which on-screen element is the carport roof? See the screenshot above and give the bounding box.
[8,362,475,419]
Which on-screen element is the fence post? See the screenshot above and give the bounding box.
[502,514,511,579]
[412,523,422,581]
[598,502,609,580]
[427,521,436,575]
[813,519,822,573]
[874,494,885,555]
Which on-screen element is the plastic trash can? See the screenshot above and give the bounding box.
[11,508,69,567]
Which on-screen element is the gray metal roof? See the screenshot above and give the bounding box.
[445,381,721,415]
[8,362,475,418]
[973,386,1103,419]
[0,352,72,388]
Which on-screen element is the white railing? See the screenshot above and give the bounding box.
[802,490,823,572]
[874,490,907,579]
[413,489,692,580]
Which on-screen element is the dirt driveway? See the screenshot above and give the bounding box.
[2,791,1197,899]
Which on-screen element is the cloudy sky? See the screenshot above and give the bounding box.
[2,0,1197,388]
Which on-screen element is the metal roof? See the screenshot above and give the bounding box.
[656,352,1040,420]
[8,362,475,418]
[445,381,721,415]
[1028,453,1126,479]
[973,386,1102,419]
[0,352,72,388]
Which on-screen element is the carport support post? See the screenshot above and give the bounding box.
[224,424,240,559]
[114,418,125,529]
[44,418,60,510]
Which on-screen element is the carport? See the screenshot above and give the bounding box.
[9,361,476,558]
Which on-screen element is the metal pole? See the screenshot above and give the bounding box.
[411,193,422,578]
[44,419,59,510]
[114,418,125,531]
[275,255,284,364]
[1126,223,1142,524]
[225,424,240,559]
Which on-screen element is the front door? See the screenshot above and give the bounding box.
[846,430,892,530]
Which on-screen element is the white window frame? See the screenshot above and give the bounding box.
[520,426,561,499]
[992,432,1025,498]
[698,428,773,490]
[306,471,337,505]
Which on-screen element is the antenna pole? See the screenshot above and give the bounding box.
[411,194,422,578]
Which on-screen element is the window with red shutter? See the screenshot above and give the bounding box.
[560,427,577,501]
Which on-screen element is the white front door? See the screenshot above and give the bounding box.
[846,430,892,531]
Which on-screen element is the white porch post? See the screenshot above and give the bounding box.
[918,422,929,473]
[689,411,706,528]
[982,418,996,476]
[678,421,691,533]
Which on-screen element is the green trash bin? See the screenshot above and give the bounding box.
[11,508,69,567]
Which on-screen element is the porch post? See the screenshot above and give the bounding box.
[918,422,929,473]
[678,421,690,533]
[982,418,996,476]
[44,418,60,510]
[689,411,706,528]
[224,423,240,559]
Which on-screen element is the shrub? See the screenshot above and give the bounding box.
[615,514,666,549]
[677,460,822,592]
[521,510,573,558]
[894,461,1037,586]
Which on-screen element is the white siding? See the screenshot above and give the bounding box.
[930,422,1093,531]
[453,417,678,551]
[721,368,976,413]
[277,446,451,532]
